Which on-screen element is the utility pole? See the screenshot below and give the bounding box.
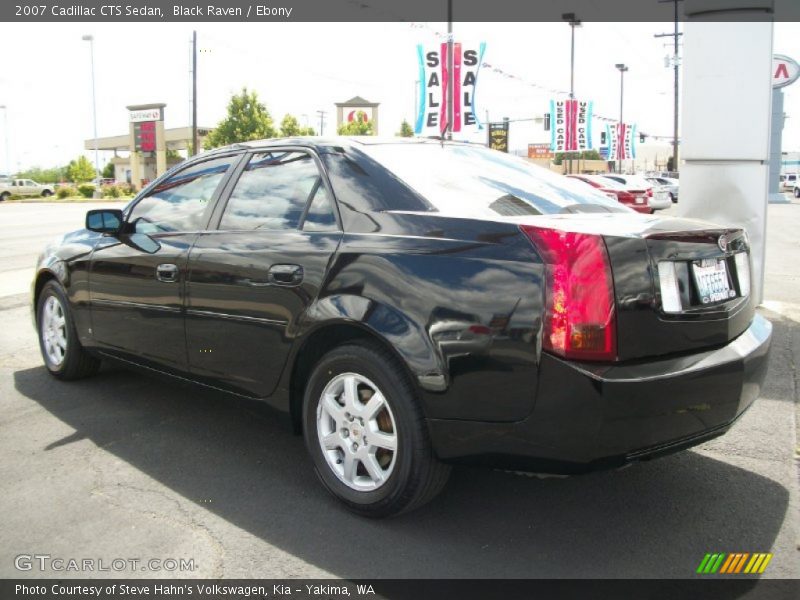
[615,63,629,174]
[317,110,326,136]
[562,13,581,175]
[446,0,453,140]
[191,30,198,156]
[656,0,683,175]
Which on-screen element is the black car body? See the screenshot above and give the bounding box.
[32,138,771,516]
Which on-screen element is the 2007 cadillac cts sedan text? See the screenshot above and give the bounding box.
[33,138,771,517]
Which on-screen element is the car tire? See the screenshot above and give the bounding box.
[794,187,800,198]
[303,341,451,518]
[41,190,52,197]
[0,192,9,202]
[37,281,101,380]
[670,192,676,203]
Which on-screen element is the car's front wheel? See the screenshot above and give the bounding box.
[41,189,52,197]
[303,342,450,517]
[0,192,9,202]
[794,187,800,198]
[37,281,101,380]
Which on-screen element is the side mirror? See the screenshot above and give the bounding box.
[86,209,123,234]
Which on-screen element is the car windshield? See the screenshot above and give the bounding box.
[358,143,627,217]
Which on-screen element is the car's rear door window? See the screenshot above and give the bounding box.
[219,151,337,231]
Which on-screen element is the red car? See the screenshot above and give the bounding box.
[566,174,652,214]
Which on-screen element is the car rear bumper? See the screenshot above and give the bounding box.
[427,313,772,473]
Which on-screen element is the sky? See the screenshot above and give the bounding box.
[0,20,798,173]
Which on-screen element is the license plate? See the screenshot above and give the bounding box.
[692,258,736,304]
[635,195,645,204]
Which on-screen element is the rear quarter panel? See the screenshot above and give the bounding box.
[305,214,545,422]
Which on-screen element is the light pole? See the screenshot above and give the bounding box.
[615,63,629,173]
[0,105,9,178]
[562,13,581,174]
[82,34,100,196]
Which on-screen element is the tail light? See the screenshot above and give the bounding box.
[520,226,617,361]
[647,188,653,197]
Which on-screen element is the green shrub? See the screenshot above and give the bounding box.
[56,187,77,199]
[101,184,121,198]
[77,184,96,198]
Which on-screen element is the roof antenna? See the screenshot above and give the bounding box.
[440,123,451,147]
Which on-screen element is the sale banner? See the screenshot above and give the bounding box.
[415,41,486,136]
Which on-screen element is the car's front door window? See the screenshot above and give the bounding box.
[128,155,235,234]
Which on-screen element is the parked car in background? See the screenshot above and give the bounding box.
[566,174,651,214]
[32,138,771,517]
[0,178,55,201]
[780,173,797,192]
[647,176,679,203]
[601,174,671,211]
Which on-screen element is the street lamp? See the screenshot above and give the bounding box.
[615,63,629,174]
[0,105,9,178]
[82,34,100,196]
[562,13,581,174]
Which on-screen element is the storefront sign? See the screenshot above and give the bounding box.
[130,108,163,123]
[773,54,800,89]
[488,121,509,152]
[528,143,553,159]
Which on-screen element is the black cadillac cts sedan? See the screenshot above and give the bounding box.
[33,138,771,517]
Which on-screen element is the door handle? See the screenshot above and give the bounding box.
[156,263,179,283]
[268,264,303,286]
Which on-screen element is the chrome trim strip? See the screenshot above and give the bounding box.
[186,308,287,326]
[91,299,181,313]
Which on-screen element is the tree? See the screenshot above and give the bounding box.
[553,149,601,165]
[101,161,115,179]
[397,120,414,137]
[279,114,315,137]
[204,88,277,149]
[67,156,96,183]
[15,165,66,183]
[337,111,375,136]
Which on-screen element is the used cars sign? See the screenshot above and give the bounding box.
[772,54,799,89]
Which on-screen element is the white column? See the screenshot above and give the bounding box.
[677,19,773,305]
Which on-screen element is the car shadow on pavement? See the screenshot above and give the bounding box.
[13,360,790,580]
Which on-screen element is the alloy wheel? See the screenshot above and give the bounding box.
[316,372,398,491]
[41,295,67,367]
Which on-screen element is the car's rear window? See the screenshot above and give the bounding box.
[358,143,626,217]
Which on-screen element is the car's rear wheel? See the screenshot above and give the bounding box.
[37,281,101,380]
[794,187,800,198]
[303,342,450,517]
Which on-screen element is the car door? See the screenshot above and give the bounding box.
[185,149,342,397]
[88,153,242,371]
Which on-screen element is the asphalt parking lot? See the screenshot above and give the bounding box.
[0,200,797,579]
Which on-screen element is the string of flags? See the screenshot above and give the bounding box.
[409,22,632,127]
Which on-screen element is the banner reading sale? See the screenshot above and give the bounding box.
[415,41,486,136]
